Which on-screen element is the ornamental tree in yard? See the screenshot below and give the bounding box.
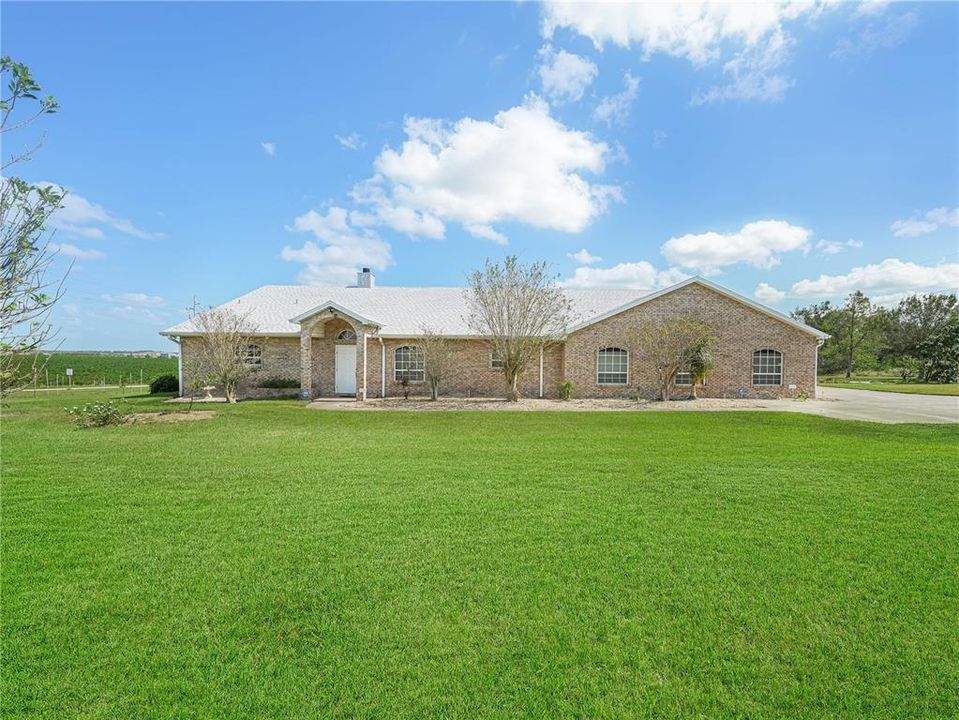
[466,256,572,401]
[420,326,454,401]
[188,307,258,403]
[628,317,715,401]
[0,57,63,400]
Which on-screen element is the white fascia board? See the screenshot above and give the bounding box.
[289,300,380,327]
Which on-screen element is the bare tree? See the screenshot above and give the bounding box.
[0,57,63,400]
[628,317,714,401]
[420,326,454,401]
[466,256,572,401]
[189,307,258,403]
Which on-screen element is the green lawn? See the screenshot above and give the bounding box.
[821,380,959,396]
[3,391,957,718]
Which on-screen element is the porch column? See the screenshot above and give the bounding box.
[355,326,368,401]
[300,321,313,398]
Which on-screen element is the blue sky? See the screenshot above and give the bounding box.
[4,1,958,350]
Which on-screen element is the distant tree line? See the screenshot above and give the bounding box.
[792,291,959,383]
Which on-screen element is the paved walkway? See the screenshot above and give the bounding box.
[804,386,959,424]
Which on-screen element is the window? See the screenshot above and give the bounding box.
[752,349,783,386]
[243,343,262,367]
[490,348,504,369]
[675,371,692,386]
[335,329,357,342]
[597,347,628,385]
[394,345,425,382]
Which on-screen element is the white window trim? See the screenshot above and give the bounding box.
[751,349,784,387]
[490,348,504,370]
[596,347,629,386]
[393,345,425,383]
[675,370,692,387]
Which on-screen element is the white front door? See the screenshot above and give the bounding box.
[334,345,357,395]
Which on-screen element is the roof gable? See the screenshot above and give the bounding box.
[568,276,829,340]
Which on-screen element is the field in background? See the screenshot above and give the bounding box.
[18,352,177,387]
[819,373,959,396]
[3,390,956,718]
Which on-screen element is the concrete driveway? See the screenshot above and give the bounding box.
[805,386,959,424]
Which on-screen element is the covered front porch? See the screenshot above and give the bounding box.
[293,301,378,400]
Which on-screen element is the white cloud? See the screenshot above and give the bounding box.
[35,182,163,241]
[754,282,787,303]
[562,261,688,289]
[661,220,811,273]
[102,292,165,307]
[891,206,959,237]
[789,258,959,298]
[350,201,445,240]
[50,243,105,261]
[261,141,276,157]
[853,1,891,18]
[568,248,602,265]
[353,95,619,243]
[816,238,863,255]
[832,10,917,59]
[336,133,365,151]
[537,45,598,102]
[593,72,640,125]
[691,28,793,105]
[282,206,392,285]
[464,224,508,245]
[542,1,822,62]
[542,2,834,104]
[652,129,668,149]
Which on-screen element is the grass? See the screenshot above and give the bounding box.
[3,391,958,718]
[820,374,959,396]
[17,352,177,387]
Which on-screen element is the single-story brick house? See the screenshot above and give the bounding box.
[161,269,827,400]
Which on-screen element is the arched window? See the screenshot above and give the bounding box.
[752,349,782,386]
[335,329,357,342]
[243,343,262,367]
[394,345,425,382]
[597,347,628,385]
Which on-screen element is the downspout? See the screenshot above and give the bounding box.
[362,332,368,401]
[379,337,386,398]
[175,336,183,396]
[815,337,824,399]
[539,346,544,398]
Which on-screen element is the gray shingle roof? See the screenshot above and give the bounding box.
[160,278,828,340]
[161,284,650,337]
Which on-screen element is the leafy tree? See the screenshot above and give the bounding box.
[466,256,571,401]
[839,291,878,378]
[915,314,959,383]
[793,293,882,377]
[627,317,714,401]
[687,340,714,399]
[420,326,454,401]
[0,57,63,399]
[188,307,258,403]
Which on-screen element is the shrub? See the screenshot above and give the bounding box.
[258,377,299,389]
[149,373,179,394]
[559,380,575,401]
[65,401,124,428]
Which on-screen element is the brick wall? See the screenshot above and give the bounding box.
[564,283,819,399]
[181,283,818,401]
[368,338,563,399]
[179,335,299,397]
